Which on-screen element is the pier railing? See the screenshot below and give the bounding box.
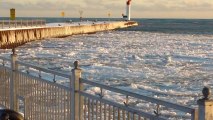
[0,20,46,29]
[0,54,212,120]
[80,79,198,120]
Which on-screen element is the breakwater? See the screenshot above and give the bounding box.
[0,21,138,49]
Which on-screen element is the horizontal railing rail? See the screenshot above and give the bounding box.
[16,61,70,79]
[17,71,71,91]
[80,78,195,113]
[0,56,12,68]
[0,56,71,85]
[80,78,197,119]
[0,65,11,71]
[0,56,11,61]
[79,91,167,120]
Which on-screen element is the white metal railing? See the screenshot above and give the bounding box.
[15,71,71,120]
[16,61,70,81]
[16,58,71,120]
[0,20,46,29]
[0,66,11,108]
[0,54,212,120]
[0,55,72,119]
[79,79,197,120]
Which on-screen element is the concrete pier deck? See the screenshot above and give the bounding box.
[0,21,138,49]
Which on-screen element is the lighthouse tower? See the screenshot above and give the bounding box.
[126,0,131,21]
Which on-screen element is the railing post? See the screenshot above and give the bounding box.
[10,48,18,111]
[192,109,198,120]
[71,61,84,120]
[14,20,17,28]
[2,20,4,29]
[197,87,213,120]
[9,20,11,28]
[21,20,22,28]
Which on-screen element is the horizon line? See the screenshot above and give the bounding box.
[0,17,213,20]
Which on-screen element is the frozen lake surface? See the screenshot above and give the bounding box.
[1,30,213,113]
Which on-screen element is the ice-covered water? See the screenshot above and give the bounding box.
[1,30,213,112]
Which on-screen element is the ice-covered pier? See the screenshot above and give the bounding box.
[0,20,138,49]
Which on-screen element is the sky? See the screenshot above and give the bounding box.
[0,0,213,18]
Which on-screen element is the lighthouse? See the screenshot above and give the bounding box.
[126,0,131,21]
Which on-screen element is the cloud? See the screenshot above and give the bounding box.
[135,0,213,11]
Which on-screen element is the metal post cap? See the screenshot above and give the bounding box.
[202,87,211,100]
[12,48,16,54]
[74,61,79,69]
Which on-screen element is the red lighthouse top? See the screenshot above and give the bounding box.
[127,0,131,5]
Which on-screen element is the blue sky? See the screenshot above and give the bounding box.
[0,0,213,18]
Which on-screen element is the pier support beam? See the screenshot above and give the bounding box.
[197,87,213,120]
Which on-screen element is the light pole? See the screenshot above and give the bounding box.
[108,12,111,21]
[79,10,83,21]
